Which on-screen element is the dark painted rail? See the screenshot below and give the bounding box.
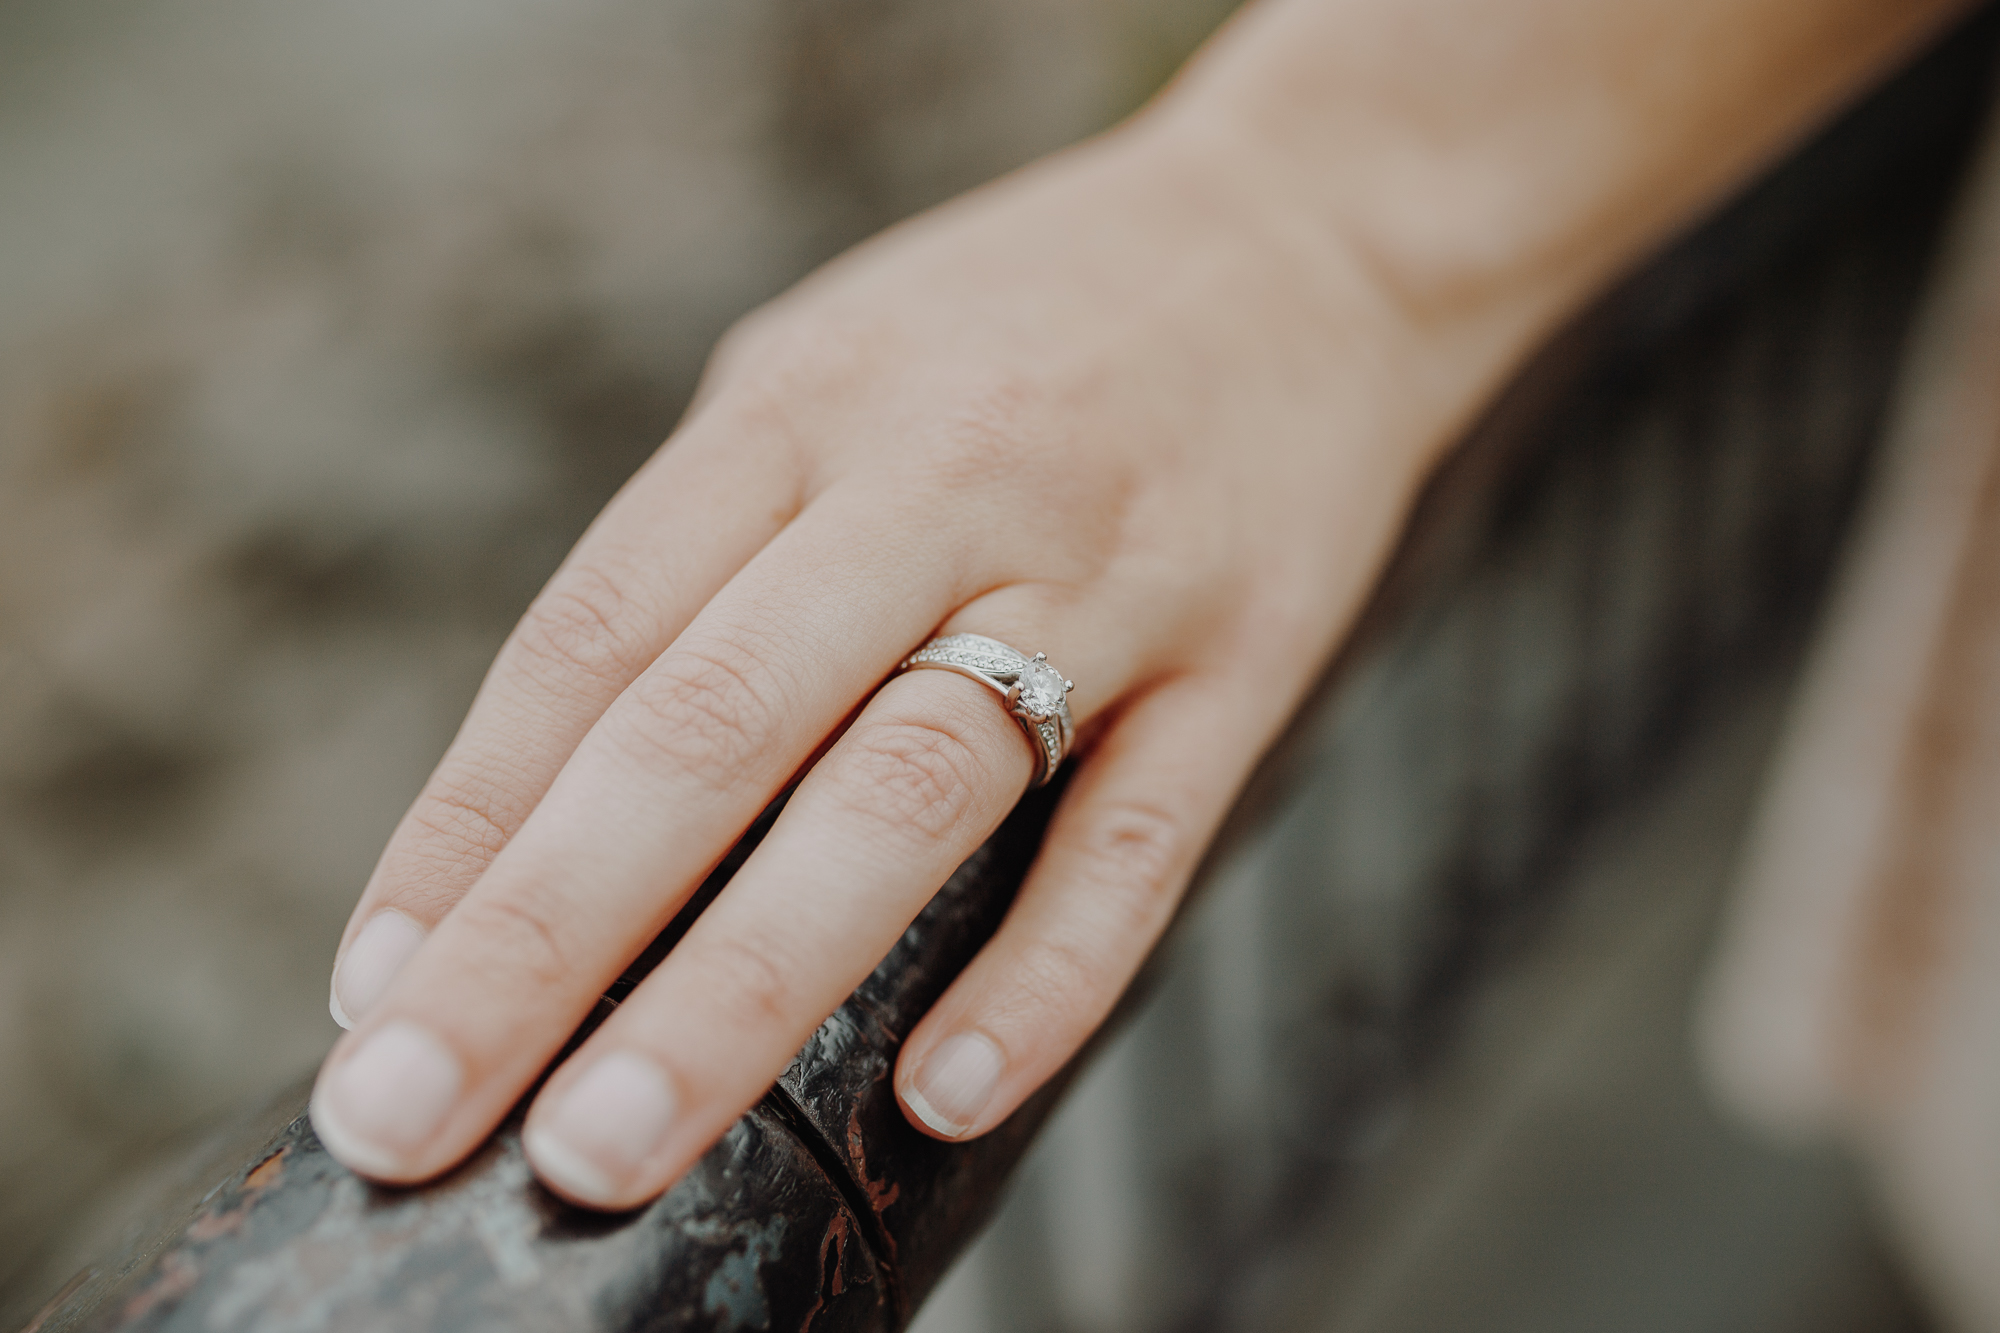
[21,6,2000,1330]
[20,779,1084,1333]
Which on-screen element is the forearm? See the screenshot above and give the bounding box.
[1151,0,1972,399]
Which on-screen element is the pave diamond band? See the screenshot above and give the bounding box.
[897,633,1075,787]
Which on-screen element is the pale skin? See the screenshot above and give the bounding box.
[311,0,1968,1209]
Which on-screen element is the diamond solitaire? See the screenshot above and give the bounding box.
[1015,655,1070,719]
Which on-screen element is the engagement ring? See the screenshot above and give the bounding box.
[897,633,1075,786]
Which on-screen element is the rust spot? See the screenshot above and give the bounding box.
[186,1209,245,1243]
[825,1215,848,1298]
[244,1146,289,1193]
[845,1109,900,1225]
[182,1147,289,1243]
[800,1212,850,1329]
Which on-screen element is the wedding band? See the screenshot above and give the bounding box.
[897,633,1075,786]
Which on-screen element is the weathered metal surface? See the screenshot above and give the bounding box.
[26,786,1066,1333]
[51,1105,885,1333]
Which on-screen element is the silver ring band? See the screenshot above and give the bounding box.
[896,633,1074,787]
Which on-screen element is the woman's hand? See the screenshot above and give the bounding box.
[308,0,1949,1209]
[308,114,1455,1209]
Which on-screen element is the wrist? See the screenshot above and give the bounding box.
[1136,0,1968,423]
[1100,103,1558,483]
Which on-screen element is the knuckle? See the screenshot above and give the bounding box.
[920,375,1050,491]
[1010,931,1107,1020]
[408,773,522,863]
[1072,798,1187,924]
[369,858,460,921]
[617,638,780,785]
[454,889,577,992]
[701,319,868,453]
[696,933,801,1031]
[702,366,810,456]
[380,804,508,908]
[903,377,1132,583]
[378,779,526,911]
[704,309,778,386]
[512,561,658,686]
[838,712,993,842]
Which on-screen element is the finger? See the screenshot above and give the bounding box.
[518,668,1034,1207]
[519,590,1147,1207]
[328,415,801,1027]
[893,668,1281,1141]
[308,491,982,1183]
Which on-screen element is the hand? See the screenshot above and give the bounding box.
[305,110,1455,1209]
[309,0,1937,1205]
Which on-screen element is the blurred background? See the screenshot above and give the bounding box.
[0,1,1989,1329]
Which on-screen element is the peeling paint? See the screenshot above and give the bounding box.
[845,1109,900,1226]
[799,1212,852,1329]
[243,1147,288,1193]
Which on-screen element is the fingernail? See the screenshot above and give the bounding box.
[330,910,426,1029]
[905,1032,1003,1138]
[525,1052,677,1206]
[310,1020,462,1177]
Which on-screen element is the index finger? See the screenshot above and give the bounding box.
[327,416,802,1027]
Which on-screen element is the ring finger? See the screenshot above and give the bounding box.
[519,606,1143,1207]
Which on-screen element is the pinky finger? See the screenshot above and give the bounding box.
[893,669,1278,1140]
